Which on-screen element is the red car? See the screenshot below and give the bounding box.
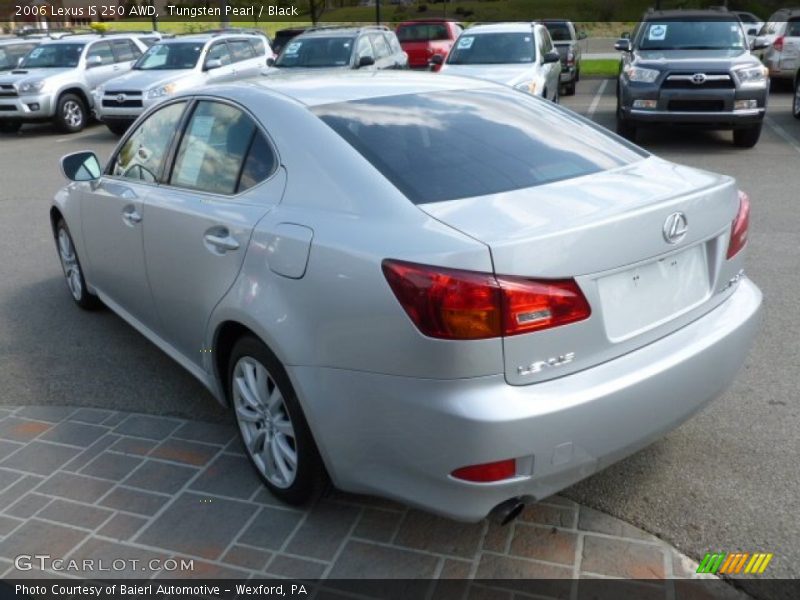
[396,19,463,70]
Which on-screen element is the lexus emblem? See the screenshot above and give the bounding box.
[663,212,688,244]
[115,94,126,104]
[691,73,707,85]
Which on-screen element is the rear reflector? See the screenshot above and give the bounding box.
[727,190,751,259]
[452,459,516,483]
[382,260,591,340]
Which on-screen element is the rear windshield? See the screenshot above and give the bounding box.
[314,89,645,205]
[397,23,450,42]
[544,23,572,41]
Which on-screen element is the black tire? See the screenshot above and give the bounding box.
[54,93,87,133]
[563,81,576,96]
[106,121,130,136]
[55,219,102,310]
[616,101,637,141]
[733,124,762,148]
[793,76,800,119]
[0,120,22,134]
[228,335,327,505]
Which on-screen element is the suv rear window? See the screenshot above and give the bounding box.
[397,23,450,42]
[314,89,644,204]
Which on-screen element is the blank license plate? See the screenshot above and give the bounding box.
[597,245,709,341]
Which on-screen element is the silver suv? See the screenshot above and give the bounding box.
[755,9,800,83]
[95,33,272,135]
[0,34,149,134]
[0,39,40,73]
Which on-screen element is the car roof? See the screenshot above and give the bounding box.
[643,10,743,21]
[298,26,390,39]
[465,22,536,34]
[397,19,458,25]
[221,71,499,108]
[0,38,37,45]
[39,33,141,45]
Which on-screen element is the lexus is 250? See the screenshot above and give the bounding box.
[51,72,761,522]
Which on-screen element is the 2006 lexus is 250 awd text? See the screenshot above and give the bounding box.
[51,72,761,523]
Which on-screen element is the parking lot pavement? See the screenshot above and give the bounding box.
[0,79,797,595]
[0,405,733,594]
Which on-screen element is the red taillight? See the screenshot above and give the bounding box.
[773,36,784,51]
[452,459,516,482]
[727,191,751,259]
[382,260,591,340]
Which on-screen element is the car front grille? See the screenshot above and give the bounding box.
[0,105,16,111]
[102,91,143,108]
[667,99,725,112]
[662,72,735,89]
[0,84,17,97]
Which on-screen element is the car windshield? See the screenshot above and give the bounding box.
[397,23,450,42]
[314,88,645,205]
[447,32,535,65]
[134,42,203,70]
[19,43,84,68]
[0,45,30,70]
[637,20,746,50]
[544,23,572,41]
[275,37,354,68]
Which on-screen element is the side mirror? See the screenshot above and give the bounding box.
[747,28,758,36]
[578,31,587,40]
[614,38,632,52]
[86,55,103,68]
[751,37,769,51]
[543,50,560,64]
[266,56,275,67]
[357,55,375,68]
[204,58,223,71]
[429,54,444,68]
[61,151,101,182]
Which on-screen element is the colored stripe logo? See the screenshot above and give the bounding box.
[697,552,773,574]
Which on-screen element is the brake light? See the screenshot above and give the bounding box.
[773,36,784,51]
[727,191,751,259]
[382,260,591,340]
[452,459,516,482]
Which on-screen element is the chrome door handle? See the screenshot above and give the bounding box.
[122,207,142,226]
[204,233,240,252]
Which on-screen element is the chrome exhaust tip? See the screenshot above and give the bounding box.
[490,498,525,526]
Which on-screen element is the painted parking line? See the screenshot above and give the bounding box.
[765,116,800,156]
[587,80,610,119]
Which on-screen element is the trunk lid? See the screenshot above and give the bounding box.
[420,156,742,384]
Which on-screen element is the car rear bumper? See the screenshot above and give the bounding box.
[0,92,55,120]
[289,277,761,521]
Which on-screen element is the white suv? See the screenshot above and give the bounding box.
[755,10,800,82]
[0,34,149,134]
[95,33,272,135]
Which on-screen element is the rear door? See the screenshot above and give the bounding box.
[228,38,261,78]
[781,18,800,71]
[142,99,285,365]
[204,41,236,83]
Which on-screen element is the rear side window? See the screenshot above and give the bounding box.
[787,19,800,37]
[229,40,256,62]
[170,101,270,195]
[314,89,645,204]
[111,39,141,62]
[370,33,391,59]
[250,37,267,56]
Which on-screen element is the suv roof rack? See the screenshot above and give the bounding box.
[304,24,390,33]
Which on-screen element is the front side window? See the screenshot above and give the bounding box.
[87,42,114,66]
[315,89,645,204]
[0,43,36,70]
[20,43,84,68]
[276,37,355,68]
[448,32,535,65]
[637,20,746,50]
[170,101,264,195]
[112,102,187,182]
[206,42,233,66]
[134,43,202,70]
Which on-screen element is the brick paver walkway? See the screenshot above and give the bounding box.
[0,406,736,594]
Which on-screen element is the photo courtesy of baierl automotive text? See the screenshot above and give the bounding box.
[0,1,797,599]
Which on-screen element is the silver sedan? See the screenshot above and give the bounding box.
[51,72,762,522]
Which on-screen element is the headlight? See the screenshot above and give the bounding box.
[145,83,177,100]
[624,66,660,83]
[514,81,537,95]
[734,64,768,87]
[17,80,47,95]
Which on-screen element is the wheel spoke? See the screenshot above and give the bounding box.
[271,436,292,483]
[261,439,278,479]
[249,428,267,455]
[266,387,283,413]
[235,376,260,410]
[274,434,297,467]
[273,417,293,437]
[244,362,262,405]
[235,404,261,423]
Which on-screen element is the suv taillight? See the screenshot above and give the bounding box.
[773,36,784,51]
[382,260,591,340]
[727,191,751,259]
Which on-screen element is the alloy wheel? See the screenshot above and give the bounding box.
[232,356,298,488]
[63,100,83,129]
[58,228,83,301]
